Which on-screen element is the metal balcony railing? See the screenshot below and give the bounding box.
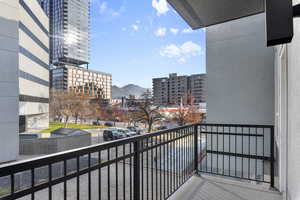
[0,123,274,200]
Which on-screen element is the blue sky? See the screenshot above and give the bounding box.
[90,0,206,88]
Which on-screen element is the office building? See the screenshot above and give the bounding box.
[51,66,112,99]
[0,0,49,163]
[38,0,90,66]
[153,73,206,106]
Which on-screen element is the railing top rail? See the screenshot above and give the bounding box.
[197,123,274,128]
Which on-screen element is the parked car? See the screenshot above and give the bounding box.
[127,126,144,134]
[104,121,114,127]
[157,125,179,131]
[92,121,101,125]
[103,129,126,141]
[117,128,137,137]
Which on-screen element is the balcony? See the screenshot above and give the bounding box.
[0,123,280,200]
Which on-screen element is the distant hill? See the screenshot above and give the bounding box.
[112,84,149,99]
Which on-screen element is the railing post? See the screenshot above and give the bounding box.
[194,124,199,174]
[270,126,275,188]
[133,140,141,200]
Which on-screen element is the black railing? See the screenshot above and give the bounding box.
[196,124,275,187]
[0,123,274,200]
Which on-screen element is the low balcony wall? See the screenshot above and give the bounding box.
[20,133,91,155]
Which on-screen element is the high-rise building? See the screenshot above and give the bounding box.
[51,66,112,99]
[153,73,206,106]
[0,0,49,162]
[38,0,90,66]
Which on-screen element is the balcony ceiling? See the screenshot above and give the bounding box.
[167,0,265,29]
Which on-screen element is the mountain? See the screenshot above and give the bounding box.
[112,84,150,99]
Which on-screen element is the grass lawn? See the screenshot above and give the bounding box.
[41,122,107,133]
[0,187,10,197]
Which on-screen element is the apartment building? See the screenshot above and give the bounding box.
[0,0,49,163]
[51,66,112,99]
[153,73,206,106]
[38,0,90,66]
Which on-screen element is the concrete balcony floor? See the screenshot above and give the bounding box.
[169,175,282,200]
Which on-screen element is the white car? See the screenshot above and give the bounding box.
[116,128,137,137]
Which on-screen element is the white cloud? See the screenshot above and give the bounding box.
[178,57,186,63]
[131,24,139,31]
[170,28,179,35]
[182,28,194,34]
[155,27,167,36]
[100,2,107,12]
[152,0,169,16]
[97,0,124,17]
[160,41,202,63]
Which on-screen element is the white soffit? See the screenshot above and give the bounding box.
[167,0,265,29]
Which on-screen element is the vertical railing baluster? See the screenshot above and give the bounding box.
[270,126,275,188]
[262,128,265,182]
[130,143,133,200]
[141,140,144,200]
[99,151,102,200]
[151,137,154,200]
[88,153,91,200]
[123,145,126,200]
[108,149,111,200]
[229,127,231,176]
[222,125,225,175]
[255,128,258,182]
[217,126,219,174]
[205,125,208,172]
[133,140,141,200]
[31,168,35,200]
[242,127,244,178]
[248,127,251,180]
[77,156,80,200]
[167,132,169,197]
[159,135,162,200]
[199,125,202,172]
[63,161,67,200]
[163,134,166,199]
[115,146,118,200]
[235,126,237,177]
[10,174,14,197]
[146,138,149,200]
[194,125,198,174]
[48,164,52,200]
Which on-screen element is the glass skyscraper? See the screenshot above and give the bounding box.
[38,0,90,66]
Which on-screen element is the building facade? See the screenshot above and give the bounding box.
[19,0,50,132]
[51,66,112,99]
[38,0,90,66]
[0,0,49,163]
[153,73,206,106]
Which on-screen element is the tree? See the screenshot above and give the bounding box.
[130,97,162,132]
[172,106,203,126]
[49,89,67,122]
[172,93,204,126]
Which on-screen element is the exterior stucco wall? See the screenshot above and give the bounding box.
[206,13,275,125]
[286,1,300,198]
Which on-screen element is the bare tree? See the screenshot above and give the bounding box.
[130,97,162,132]
[50,89,67,122]
[172,93,203,126]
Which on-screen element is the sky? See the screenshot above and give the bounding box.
[90,0,206,88]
